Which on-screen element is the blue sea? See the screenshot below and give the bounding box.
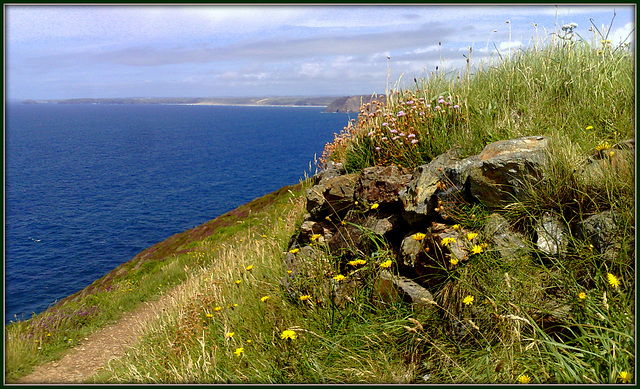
[4,103,350,323]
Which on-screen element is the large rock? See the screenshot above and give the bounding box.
[399,148,467,224]
[467,136,549,208]
[355,165,412,208]
[306,173,358,220]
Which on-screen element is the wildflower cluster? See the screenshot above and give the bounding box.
[319,91,468,169]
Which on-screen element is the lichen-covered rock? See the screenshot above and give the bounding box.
[377,270,435,309]
[484,213,530,262]
[399,148,465,224]
[355,165,412,208]
[535,212,570,256]
[580,209,624,261]
[467,136,549,208]
[306,173,358,220]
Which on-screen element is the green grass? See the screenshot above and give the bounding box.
[5,18,634,384]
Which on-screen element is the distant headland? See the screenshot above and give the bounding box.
[21,95,384,113]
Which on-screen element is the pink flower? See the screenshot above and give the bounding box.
[382,122,388,127]
[411,139,419,144]
[453,104,459,109]
[375,146,381,150]
[390,129,397,134]
[407,133,416,138]
[397,111,406,117]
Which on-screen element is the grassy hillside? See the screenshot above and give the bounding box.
[6,20,634,384]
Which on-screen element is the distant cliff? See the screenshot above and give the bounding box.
[323,94,386,113]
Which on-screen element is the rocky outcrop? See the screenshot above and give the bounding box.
[283,136,634,334]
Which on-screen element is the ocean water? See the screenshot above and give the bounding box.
[4,103,350,323]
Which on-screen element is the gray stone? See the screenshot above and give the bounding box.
[378,270,435,309]
[484,213,530,262]
[467,136,549,208]
[400,148,464,224]
[306,173,358,219]
[581,210,623,260]
[535,212,569,256]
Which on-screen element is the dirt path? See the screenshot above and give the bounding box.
[15,291,175,384]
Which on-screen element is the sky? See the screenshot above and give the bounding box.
[4,4,635,100]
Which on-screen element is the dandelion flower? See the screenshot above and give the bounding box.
[235,280,242,285]
[441,237,456,246]
[287,270,293,275]
[226,332,235,338]
[578,292,586,300]
[480,242,489,248]
[370,203,379,210]
[299,295,312,301]
[596,141,611,151]
[245,265,254,271]
[453,224,461,230]
[463,295,474,305]
[347,259,367,267]
[450,258,459,266]
[471,244,484,255]
[606,273,620,288]
[214,306,223,312]
[280,330,297,340]
[310,234,322,241]
[333,274,346,281]
[380,260,393,268]
[260,296,270,302]
[289,248,300,254]
[466,232,478,240]
[412,232,427,241]
[618,371,631,383]
[234,347,244,356]
[586,125,594,130]
[517,374,531,384]
[205,313,214,318]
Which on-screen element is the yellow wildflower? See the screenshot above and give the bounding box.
[578,292,586,300]
[235,279,242,285]
[585,125,594,130]
[380,260,393,268]
[618,371,631,383]
[299,295,312,301]
[347,259,367,267]
[289,248,300,254]
[463,295,474,305]
[517,374,531,384]
[280,330,297,340]
[260,296,270,302]
[606,273,620,288]
[441,237,456,246]
[341,220,347,226]
[370,203,379,210]
[214,306,223,312]
[262,234,268,238]
[205,313,214,318]
[245,265,254,271]
[471,244,484,254]
[481,242,489,248]
[596,141,611,151]
[226,332,235,338]
[466,232,478,240]
[287,270,293,274]
[310,234,322,241]
[234,347,244,356]
[452,224,461,230]
[412,232,427,241]
[333,274,346,281]
[450,257,459,266]
[609,150,615,157]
